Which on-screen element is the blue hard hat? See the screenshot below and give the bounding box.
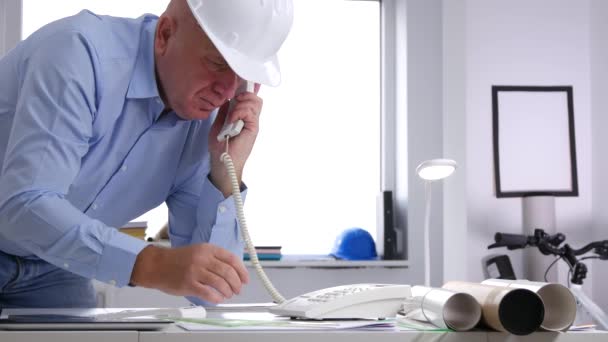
[330,228,378,260]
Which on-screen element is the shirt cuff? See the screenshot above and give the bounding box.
[198,176,247,257]
[96,230,147,287]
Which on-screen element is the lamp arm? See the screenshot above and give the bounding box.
[424,180,432,287]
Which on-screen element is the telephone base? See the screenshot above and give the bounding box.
[269,284,412,320]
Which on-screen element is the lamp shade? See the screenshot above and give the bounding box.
[416,159,457,181]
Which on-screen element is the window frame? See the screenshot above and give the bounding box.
[380,0,408,261]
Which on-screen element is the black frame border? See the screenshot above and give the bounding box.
[492,85,579,198]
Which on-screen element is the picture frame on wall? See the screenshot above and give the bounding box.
[492,85,579,198]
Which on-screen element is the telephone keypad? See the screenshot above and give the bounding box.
[307,286,371,303]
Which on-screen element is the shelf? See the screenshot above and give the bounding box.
[149,241,408,269]
[245,256,409,269]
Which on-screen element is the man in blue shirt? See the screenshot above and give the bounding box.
[0,0,293,307]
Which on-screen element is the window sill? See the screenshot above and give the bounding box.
[150,241,408,269]
[245,255,409,269]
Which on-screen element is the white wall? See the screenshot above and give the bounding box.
[442,0,596,294]
[405,0,444,287]
[442,0,468,286]
[590,0,608,311]
[468,0,592,281]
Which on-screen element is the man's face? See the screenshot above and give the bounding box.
[154,15,242,120]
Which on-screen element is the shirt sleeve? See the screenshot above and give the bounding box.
[0,30,146,287]
[166,160,247,305]
[167,172,247,255]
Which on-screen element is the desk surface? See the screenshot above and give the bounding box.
[140,326,606,342]
[0,330,138,342]
[0,309,606,342]
[1,327,605,342]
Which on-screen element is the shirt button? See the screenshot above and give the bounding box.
[218,206,227,214]
[109,280,116,286]
[121,165,127,172]
[155,98,163,105]
[92,203,98,210]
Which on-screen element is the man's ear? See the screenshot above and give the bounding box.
[155,16,174,56]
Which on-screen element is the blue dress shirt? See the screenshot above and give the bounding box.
[0,11,245,293]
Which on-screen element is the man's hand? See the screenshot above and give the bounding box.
[130,244,249,303]
[208,83,262,197]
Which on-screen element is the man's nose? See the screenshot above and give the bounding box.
[216,72,242,100]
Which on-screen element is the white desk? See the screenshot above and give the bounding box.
[0,324,605,342]
[1,324,605,342]
[140,327,606,342]
[1,309,606,342]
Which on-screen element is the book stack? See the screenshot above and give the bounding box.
[119,221,148,240]
[244,246,282,261]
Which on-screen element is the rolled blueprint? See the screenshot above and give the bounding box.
[482,279,576,331]
[442,281,544,335]
[401,286,481,331]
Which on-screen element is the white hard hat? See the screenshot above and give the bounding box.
[186,0,294,87]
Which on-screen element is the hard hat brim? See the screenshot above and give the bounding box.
[194,18,282,87]
[217,43,282,87]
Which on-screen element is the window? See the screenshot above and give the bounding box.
[246,1,380,254]
[22,1,170,38]
[21,0,383,256]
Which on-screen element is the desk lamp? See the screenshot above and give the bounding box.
[416,159,457,286]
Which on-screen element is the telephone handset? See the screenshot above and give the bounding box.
[217,81,254,142]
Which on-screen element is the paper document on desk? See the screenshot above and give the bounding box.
[0,308,175,331]
[205,302,276,312]
[1,308,121,319]
[568,324,597,331]
[1,307,205,320]
[176,316,395,331]
[176,320,395,331]
[396,317,451,332]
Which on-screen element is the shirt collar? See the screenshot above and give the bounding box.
[126,17,162,101]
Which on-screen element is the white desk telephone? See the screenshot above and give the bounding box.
[218,82,411,320]
[268,284,411,319]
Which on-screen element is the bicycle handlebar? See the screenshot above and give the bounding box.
[488,229,608,285]
[488,233,530,249]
